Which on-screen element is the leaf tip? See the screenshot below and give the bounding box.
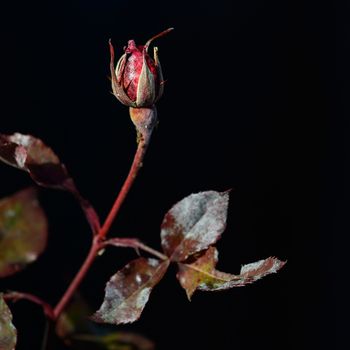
[186,291,194,301]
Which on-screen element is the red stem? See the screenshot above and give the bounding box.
[53,237,100,318]
[102,237,168,261]
[4,292,55,319]
[53,137,150,319]
[98,137,149,239]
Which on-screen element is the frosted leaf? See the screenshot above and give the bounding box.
[0,188,48,278]
[177,247,286,299]
[0,294,17,350]
[91,258,169,325]
[160,191,229,262]
[0,133,100,234]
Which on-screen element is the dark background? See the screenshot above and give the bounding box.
[0,0,347,349]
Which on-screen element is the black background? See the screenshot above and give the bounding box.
[0,0,346,349]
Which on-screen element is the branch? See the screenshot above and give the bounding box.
[53,108,156,318]
[4,292,54,320]
[53,237,100,319]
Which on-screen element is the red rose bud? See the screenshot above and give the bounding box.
[109,28,173,108]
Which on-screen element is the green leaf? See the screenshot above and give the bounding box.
[0,188,48,278]
[0,294,17,350]
[177,247,286,300]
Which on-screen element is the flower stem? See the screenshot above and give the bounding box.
[53,111,154,319]
[98,136,150,240]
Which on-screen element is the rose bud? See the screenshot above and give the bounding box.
[109,28,173,108]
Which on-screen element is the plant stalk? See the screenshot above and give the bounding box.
[102,237,168,261]
[98,136,150,240]
[53,112,153,318]
[53,237,100,318]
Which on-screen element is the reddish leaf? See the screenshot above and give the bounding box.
[0,294,17,350]
[92,258,169,325]
[0,188,48,278]
[177,247,286,299]
[161,191,229,261]
[0,133,100,234]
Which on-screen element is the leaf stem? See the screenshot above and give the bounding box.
[4,292,55,319]
[103,237,168,261]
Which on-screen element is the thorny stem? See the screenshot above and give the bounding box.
[4,292,55,319]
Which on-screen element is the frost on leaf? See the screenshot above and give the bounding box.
[177,247,286,300]
[0,133,100,234]
[160,191,229,262]
[0,294,17,350]
[0,188,48,278]
[91,258,169,325]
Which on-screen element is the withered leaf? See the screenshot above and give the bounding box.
[0,294,17,350]
[0,188,48,278]
[177,247,286,299]
[92,258,169,325]
[161,191,229,262]
[0,133,100,234]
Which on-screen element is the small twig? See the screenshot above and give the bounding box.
[40,319,50,350]
[103,237,168,261]
[4,292,54,320]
